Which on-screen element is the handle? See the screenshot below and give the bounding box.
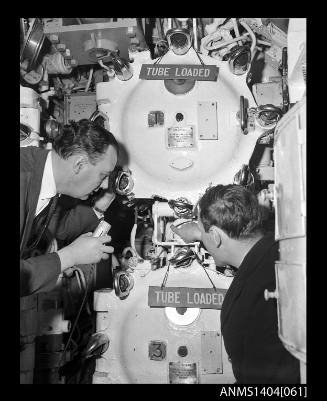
[264,289,278,301]
[257,104,283,119]
[240,96,248,134]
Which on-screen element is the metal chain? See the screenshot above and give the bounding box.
[194,252,217,290]
[160,262,171,289]
[153,46,171,64]
[194,49,205,66]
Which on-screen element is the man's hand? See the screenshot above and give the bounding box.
[57,232,114,270]
[170,222,202,243]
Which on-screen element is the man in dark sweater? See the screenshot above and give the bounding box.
[171,184,300,383]
[20,119,118,297]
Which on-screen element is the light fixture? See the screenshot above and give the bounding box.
[110,52,133,81]
[165,307,200,326]
[166,28,192,55]
[228,45,251,75]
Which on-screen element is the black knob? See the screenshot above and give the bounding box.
[176,112,184,122]
[177,345,188,357]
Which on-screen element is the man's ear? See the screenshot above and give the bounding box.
[208,226,222,248]
[73,155,88,174]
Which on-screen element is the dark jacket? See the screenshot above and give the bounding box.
[20,147,99,297]
[221,233,300,383]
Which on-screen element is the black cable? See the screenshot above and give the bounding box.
[59,264,96,374]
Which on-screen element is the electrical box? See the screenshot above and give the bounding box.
[64,93,97,124]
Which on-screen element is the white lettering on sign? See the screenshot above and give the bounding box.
[187,293,193,305]
[187,291,224,305]
[175,67,210,78]
[149,287,226,309]
[155,290,181,304]
[140,64,218,81]
[146,66,171,77]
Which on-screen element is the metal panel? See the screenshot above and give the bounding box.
[64,93,97,124]
[274,99,306,239]
[168,362,198,384]
[148,341,167,361]
[166,126,196,148]
[197,101,218,140]
[44,20,137,65]
[275,262,306,362]
[201,331,222,374]
[253,81,283,108]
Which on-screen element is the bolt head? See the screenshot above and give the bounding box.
[127,26,136,37]
[49,34,59,43]
[56,43,66,51]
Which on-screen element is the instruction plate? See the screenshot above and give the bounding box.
[167,126,195,148]
[169,362,198,384]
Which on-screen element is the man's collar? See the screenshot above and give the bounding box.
[39,151,57,200]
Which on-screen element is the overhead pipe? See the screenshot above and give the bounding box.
[193,18,198,51]
[239,20,256,59]
[232,18,242,46]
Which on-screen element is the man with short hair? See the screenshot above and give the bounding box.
[171,184,300,383]
[20,119,118,297]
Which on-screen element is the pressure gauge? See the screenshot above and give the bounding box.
[21,64,44,85]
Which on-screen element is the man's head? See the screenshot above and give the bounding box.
[198,184,263,267]
[52,119,118,200]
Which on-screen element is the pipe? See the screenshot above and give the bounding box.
[98,59,110,71]
[20,18,27,41]
[85,67,94,92]
[203,32,250,51]
[130,207,142,259]
[193,18,198,51]
[232,18,242,46]
[168,18,172,30]
[98,59,115,79]
[239,20,256,59]
[257,39,272,46]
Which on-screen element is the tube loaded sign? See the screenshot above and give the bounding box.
[148,286,227,309]
[139,64,219,81]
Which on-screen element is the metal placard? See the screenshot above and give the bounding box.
[167,126,195,149]
[148,286,226,309]
[197,101,218,140]
[168,362,198,384]
[201,331,223,374]
[148,341,167,361]
[253,81,283,109]
[64,93,97,124]
[139,64,219,81]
